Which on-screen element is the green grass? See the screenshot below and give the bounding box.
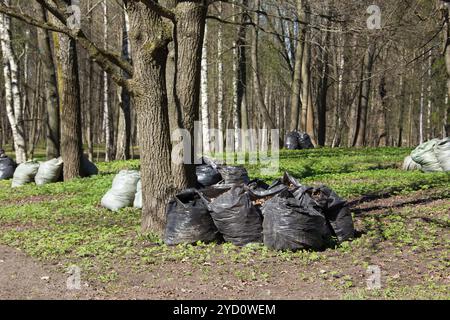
[0,147,449,299]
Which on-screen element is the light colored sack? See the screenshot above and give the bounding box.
[434,138,450,171]
[411,139,443,172]
[12,161,40,188]
[35,157,64,185]
[133,180,142,209]
[402,156,421,171]
[101,170,141,211]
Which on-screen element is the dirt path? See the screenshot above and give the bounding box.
[0,245,97,300]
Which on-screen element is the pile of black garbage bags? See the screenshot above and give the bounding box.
[165,160,355,251]
[285,131,315,150]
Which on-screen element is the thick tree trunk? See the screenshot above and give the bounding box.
[36,5,60,160]
[54,30,83,180]
[127,2,174,234]
[172,1,207,190]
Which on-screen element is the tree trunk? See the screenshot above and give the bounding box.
[200,22,210,154]
[172,1,207,190]
[36,5,60,160]
[397,75,406,147]
[289,0,305,131]
[355,42,376,147]
[217,2,224,152]
[317,7,331,146]
[251,0,275,132]
[54,30,83,180]
[0,5,27,163]
[102,0,113,162]
[127,2,174,234]
[116,7,132,161]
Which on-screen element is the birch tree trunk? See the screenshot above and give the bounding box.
[201,22,210,154]
[103,0,113,162]
[217,2,224,152]
[426,51,432,140]
[419,63,425,144]
[0,4,27,163]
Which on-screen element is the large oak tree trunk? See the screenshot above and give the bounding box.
[36,4,60,160]
[172,1,207,191]
[127,2,174,235]
[54,30,83,180]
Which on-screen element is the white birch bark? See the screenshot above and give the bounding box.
[0,5,26,163]
[426,52,432,140]
[217,3,224,154]
[201,23,210,154]
[102,0,112,162]
[232,3,240,152]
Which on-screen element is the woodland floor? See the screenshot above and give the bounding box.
[0,148,449,300]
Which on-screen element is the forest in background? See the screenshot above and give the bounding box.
[1,0,448,160]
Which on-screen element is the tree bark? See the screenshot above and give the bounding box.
[289,0,306,132]
[116,7,132,161]
[127,1,174,234]
[0,3,27,163]
[354,42,376,147]
[251,0,275,132]
[172,0,207,190]
[53,27,83,180]
[36,5,60,160]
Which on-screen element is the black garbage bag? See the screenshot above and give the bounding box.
[80,155,98,177]
[298,133,315,149]
[247,172,301,200]
[262,187,331,251]
[247,179,270,192]
[164,189,220,245]
[0,156,15,180]
[196,165,222,187]
[307,186,355,243]
[285,132,301,150]
[208,186,263,246]
[217,166,250,186]
[285,131,315,150]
